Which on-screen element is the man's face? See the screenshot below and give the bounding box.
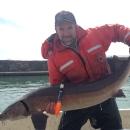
[55,20,77,46]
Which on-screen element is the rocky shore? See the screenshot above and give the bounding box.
[0,60,48,76]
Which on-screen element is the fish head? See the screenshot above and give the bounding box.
[0,102,28,121]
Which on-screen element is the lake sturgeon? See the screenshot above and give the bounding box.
[0,55,130,121]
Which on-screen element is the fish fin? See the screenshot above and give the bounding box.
[31,114,48,130]
[112,89,126,98]
[113,55,126,70]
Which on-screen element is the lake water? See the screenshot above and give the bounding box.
[0,75,130,113]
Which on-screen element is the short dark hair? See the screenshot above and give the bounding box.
[55,10,76,27]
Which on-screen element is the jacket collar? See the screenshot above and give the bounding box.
[53,25,87,51]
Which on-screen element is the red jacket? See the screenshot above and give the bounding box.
[41,24,130,85]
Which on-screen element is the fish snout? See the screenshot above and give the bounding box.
[0,101,29,121]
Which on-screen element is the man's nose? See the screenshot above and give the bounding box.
[63,29,70,36]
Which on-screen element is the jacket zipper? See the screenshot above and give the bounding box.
[68,48,90,78]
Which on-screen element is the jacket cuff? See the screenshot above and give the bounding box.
[124,32,130,45]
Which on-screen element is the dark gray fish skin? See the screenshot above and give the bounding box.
[0,55,130,121]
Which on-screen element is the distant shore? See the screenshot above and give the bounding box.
[0,60,48,76]
[0,71,49,76]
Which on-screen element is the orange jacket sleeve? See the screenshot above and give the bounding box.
[90,24,130,51]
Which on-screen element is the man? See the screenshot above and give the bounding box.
[41,10,130,130]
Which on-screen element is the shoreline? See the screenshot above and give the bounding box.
[0,71,49,76]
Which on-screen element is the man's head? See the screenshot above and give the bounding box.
[55,11,76,27]
[55,11,77,46]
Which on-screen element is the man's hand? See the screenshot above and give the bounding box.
[46,102,56,115]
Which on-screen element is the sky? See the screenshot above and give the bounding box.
[0,0,130,61]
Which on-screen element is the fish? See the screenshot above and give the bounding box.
[0,55,130,121]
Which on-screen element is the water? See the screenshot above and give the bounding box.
[0,76,130,113]
[0,76,49,113]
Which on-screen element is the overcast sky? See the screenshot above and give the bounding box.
[0,0,129,60]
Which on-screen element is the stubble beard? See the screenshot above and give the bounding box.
[61,36,76,46]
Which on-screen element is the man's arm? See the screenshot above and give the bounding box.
[41,34,65,114]
[90,24,130,51]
